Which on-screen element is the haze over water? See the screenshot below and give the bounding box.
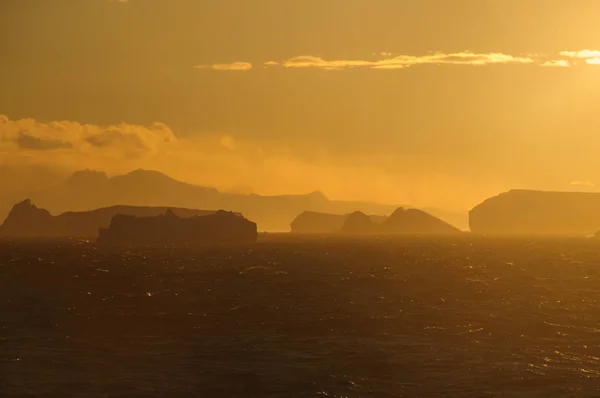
[3,236,600,397]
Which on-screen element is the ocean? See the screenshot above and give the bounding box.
[2,235,600,397]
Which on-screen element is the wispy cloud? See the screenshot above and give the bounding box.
[196,50,600,72]
[559,49,600,65]
[282,56,377,70]
[570,180,595,187]
[540,60,570,68]
[280,52,536,71]
[195,62,252,71]
[198,52,536,72]
[560,50,600,59]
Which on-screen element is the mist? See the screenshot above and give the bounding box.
[0,115,509,215]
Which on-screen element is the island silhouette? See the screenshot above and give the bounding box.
[290,211,387,234]
[0,200,234,239]
[291,208,461,234]
[97,209,257,245]
[470,190,600,235]
[7,184,600,238]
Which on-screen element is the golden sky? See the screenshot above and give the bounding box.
[2,0,600,210]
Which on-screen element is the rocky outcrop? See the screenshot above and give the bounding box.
[291,208,460,234]
[382,208,461,234]
[290,211,386,233]
[0,200,59,237]
[290,212,346,234]
[470,190,600,235]
[97,210,257,244]
[341,211,379,234]
[0,200,221,239]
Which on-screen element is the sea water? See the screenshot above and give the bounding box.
[2,235,600,397]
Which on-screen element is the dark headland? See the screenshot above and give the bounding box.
[470,190,600,235]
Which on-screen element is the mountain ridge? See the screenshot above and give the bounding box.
[22,169,400,231]
[1,168,468,231]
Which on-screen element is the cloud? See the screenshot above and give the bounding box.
[255,52,536,71]
[195,62,252,71]
[559,50,600,65]
[570,181,595,187]
[430,52,535,65]
[560,50,600,59]
[540,60,570,68]
[194,50,600,72]
[282,55,373,70]
[16,132,72,150]
[0,116,176,158]
[83,123,174,157]
[195,52,537,72]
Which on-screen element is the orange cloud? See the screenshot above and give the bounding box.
[195,62,252,71]
[557,50,600,66]
[540,60,570,68]
[280,52,535,70]
[560,50,600,59]
[0,115,175,158]
[194,51,600,71]
[570,181,595,187]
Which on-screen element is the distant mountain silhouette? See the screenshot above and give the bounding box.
[98,209,257,245]
[470,190,600,235]
[0,200,222,239]
[291,208,460,234]
[13,169,406,231]
[0,168,469,231]
[36,169,219,214]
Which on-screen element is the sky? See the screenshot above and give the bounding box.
[2,0,600,210]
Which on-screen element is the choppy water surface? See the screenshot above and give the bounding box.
[2,236,600,397]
